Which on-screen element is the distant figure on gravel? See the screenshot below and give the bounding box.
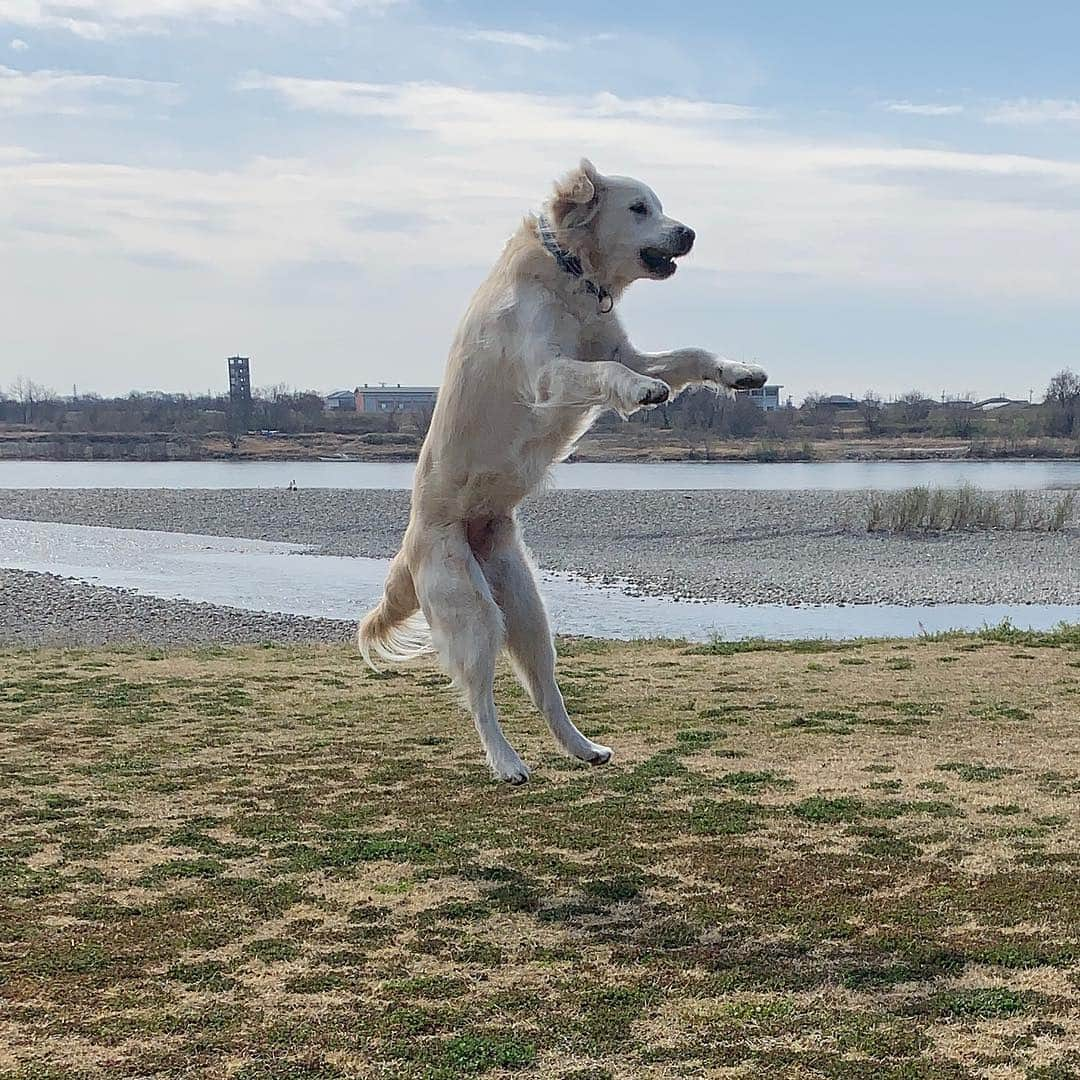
[287,480,297,492]
[357,159,766,783]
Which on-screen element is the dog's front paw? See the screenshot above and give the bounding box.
[635,376,670,406]
[718,360,767,391]
[611,374,670,416]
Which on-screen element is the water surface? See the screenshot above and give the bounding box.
[3,518,1076,642]
[1,458,1078,491]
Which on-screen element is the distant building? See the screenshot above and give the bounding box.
[355,384,438,414]
[227,356,251,405]
[227,355,252,431]
[820,394,860,410]
[324,389,358,412]
[974,396,1029,412]
[736,384,783,411]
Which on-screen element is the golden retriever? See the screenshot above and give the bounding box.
[359,159,767,782]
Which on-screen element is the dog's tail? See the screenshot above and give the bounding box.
[357,552,431,670]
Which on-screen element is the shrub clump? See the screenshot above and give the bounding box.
[866,485,1076,533]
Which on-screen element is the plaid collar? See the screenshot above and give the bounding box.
[537,214,613,314]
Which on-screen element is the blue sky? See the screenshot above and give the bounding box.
[2,1,1078,402]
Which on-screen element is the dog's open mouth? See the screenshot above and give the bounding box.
[639,247,678,278]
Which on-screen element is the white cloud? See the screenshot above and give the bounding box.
[883,97,1080,126]
[459,29,569,52]
[6,79,1079,309]
[236,76,1078,185]
[9,37,29,50]
[985,98,1080,124]
[590,91,767,122]
[0,143,36,159]
[0,64,181,113]
[0,0,400,39]
[882,101,964,116]
[236,75,767,129]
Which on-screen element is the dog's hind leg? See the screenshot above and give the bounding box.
[413,525,529,784]
[484,524,612,766]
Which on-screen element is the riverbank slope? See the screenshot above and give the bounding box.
[2,428,1077,463]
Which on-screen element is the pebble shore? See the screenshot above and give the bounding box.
[1,487,1077,646]
[0,568,353,648]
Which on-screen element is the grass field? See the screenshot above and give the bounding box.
[1,628,1078,1079]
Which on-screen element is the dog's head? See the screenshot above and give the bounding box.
[548,159,695,288]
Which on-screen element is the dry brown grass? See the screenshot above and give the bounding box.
[0,632,1078,1079]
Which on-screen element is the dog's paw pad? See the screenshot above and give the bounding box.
[638,380,670,406]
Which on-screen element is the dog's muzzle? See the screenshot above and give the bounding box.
[640,225,695,279]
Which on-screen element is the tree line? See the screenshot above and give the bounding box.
[3,370,1078,442]
[600,369,1080,443]
[0,381,394,436]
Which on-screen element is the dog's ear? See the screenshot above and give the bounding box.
[551,158,602,230]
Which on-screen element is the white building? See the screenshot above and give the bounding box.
[736,384,784,411]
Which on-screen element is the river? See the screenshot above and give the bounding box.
[2,459,1079,491]
[3,519,1077,642]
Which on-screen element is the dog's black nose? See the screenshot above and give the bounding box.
[673,225,695,255]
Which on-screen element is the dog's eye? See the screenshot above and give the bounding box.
[629,202,648,216]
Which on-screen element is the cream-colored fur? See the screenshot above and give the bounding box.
[359,159,767,783]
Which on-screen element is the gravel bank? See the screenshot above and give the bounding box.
[0,569,353,648]
[2,487,1078,607]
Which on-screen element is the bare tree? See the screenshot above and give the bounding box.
[859,391,884,436]
[256,382,294,403]
[799,392,838,435]
[8,376,57,425]
[1045,369,1080,406]
[764,404,796,439]
[407,402,436,439]
[891,390,932,427]
[1044,368,1080,436]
